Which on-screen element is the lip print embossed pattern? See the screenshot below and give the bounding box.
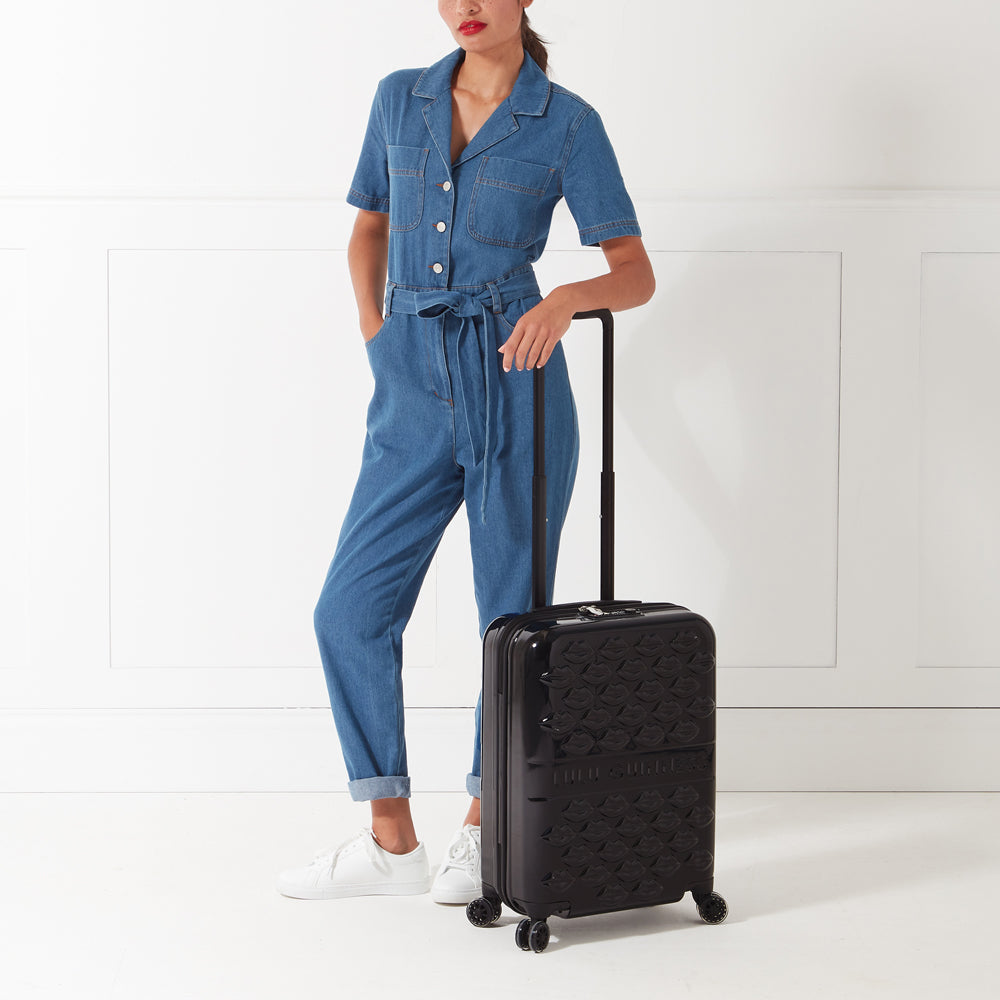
[538,626,715,760]
[538,786,715,899]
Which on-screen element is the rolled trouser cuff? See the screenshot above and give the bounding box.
[348,776,411,801]
[466,773,481,799]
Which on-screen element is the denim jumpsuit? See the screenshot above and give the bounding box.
[315,47,641,802]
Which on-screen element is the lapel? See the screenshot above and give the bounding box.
[412,48,552,174]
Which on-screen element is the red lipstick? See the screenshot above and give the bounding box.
[459,21,486,35]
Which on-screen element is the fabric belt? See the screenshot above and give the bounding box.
[383,268,541,523]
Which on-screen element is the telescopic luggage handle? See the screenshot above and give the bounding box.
[532,308,614,609]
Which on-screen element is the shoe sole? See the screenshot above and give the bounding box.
[277,878,431,900]
[430,884,483,905]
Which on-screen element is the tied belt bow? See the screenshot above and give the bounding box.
[384,270,541,523]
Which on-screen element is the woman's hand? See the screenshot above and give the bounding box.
[497,236,656,371]
[361,313,384,344]
[498,291,575,372]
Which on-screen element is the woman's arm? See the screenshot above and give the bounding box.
[498,235,656,371]
[348,208,390,342]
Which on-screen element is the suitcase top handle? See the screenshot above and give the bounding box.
[532,308,614,609]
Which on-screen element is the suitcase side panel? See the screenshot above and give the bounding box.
[500,608,718,920]
[480,601,661,910]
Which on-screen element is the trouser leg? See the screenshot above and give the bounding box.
[314,313,463,801]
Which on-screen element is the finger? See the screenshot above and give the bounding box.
[515,331,538,371]
[537,339,556,368]
[524,334,547,371]
[499,327,523,372]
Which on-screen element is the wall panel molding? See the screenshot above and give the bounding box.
[1,708,996,793]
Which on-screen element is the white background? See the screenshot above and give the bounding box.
[1,0,998,791]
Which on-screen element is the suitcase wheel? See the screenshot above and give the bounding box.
[515,917,550,953]
[466,895,502,927]
[695,891,729,924]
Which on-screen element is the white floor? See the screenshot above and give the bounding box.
[0,792,996,999]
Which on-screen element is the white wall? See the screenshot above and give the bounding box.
[2,1,998,791]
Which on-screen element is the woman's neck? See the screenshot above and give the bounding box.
[452,42,524,102]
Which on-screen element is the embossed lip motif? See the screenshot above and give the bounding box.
[599,795,630,817]
[689,651,716,672]
[671,631,702,653]
[618,659,648,682]
[670,786,699,808]
[563,800,594,822]
[542,824,576,846]
[539,711,576,736]
[561,640,593,664]
[598,637,630,661]
[583,661,614,685]
[539,665,575,689]
[599,729,630,751]
[543,869,575,891]
[562,687,595,711]
[652,855,681,877]
[581,708,613,731]
[599,683,630,706]
[634,633,666,657]
[562,731,596,755]
[671,720,701,743]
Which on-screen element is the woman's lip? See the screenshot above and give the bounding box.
[459,21,486,35]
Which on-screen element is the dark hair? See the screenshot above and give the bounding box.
[521,10,549,75]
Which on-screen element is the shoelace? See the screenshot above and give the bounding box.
[443,825,481,873]
[309,828,388,876]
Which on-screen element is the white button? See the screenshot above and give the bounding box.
[442,181,452,192]
[435,221,447,232]
[432,262,444,274]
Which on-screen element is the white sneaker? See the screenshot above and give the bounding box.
[276,828,431,899]
[431,824,482,905]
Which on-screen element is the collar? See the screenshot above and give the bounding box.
[411,47,551,117]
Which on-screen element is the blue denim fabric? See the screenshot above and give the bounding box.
[319,47,639,803]
[348,48,641,288]
[315,269,579,802]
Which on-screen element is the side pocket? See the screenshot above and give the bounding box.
[364,312,394,359]
[498,294,541,335]
[387,146,429,232]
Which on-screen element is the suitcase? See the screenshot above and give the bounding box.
[467,309,728,952]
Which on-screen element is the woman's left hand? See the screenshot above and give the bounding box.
[498,292,575,372]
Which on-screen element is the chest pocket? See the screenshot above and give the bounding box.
[387,146,429,232]
[468,155,555,249]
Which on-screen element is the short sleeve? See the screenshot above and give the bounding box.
[346,82,390,213]
[561,108,642,247]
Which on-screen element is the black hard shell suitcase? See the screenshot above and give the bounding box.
[467,310,728,952]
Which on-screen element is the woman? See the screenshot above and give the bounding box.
[277,0,654,902]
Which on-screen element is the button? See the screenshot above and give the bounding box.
[432,262,444,274]
[442,181,452,192]
[435,221,447,232]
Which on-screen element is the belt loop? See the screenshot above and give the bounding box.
[384,281,396,318]
[487,280,502,316]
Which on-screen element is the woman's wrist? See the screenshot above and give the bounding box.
[545,284,580,322]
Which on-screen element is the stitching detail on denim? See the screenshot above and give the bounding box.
[386,147,428,232]
[348,188,390,212]
[386,264,537,293]
[497,309,517,334]
[467,156,552,249]
[556,105,595,197]
[422,317,454,405]
[579,220,641,239]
